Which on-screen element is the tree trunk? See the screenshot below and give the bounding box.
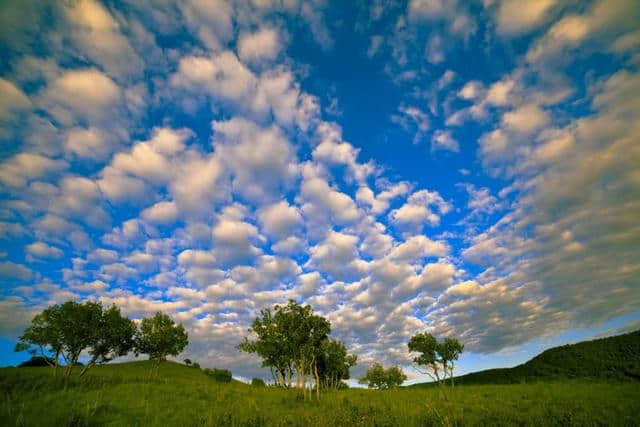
[449,364,455,387]
[301,363,306,400]
[314,359,320,401]
[277,369,285,387]
[79,358,96,377]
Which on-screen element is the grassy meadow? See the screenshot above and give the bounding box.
[2,361,639,426]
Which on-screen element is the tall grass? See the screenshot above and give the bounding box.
[1,361,639,426]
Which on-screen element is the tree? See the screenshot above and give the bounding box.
[317,339,357,389]
[359,363,407,389]
[251,377,266,387]
[80,304,136,377]
[15,301,135,378]
[204,367,232,382]
[184,358,192,366]
[439,338,464,387]
[238,300,336,400]
[408,332,464,387]
[135,312,188,363]
[15,304,65,375]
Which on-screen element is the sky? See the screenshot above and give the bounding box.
[0,0,639,383]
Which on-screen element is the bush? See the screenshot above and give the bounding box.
[18,356,56,367]
[204,367,232,383]
[251,377,265,387]
[192,362,200,369]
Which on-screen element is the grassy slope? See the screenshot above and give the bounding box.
[2,361,640,426]
[412,330,640,387]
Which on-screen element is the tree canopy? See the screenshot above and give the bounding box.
[135,312,189,363]
[408,332,464,386]
[238,300,355,399]
[15,301,136,377]
[359,363,407,389]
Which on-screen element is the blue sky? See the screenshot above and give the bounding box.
[0,0,639,382]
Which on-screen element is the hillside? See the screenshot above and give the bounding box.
[2,360,640,426]
[412,330,640,387]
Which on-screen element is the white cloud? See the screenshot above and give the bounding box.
[526,0,639,63]
[141,201,179,225]
[64,127,118,161]
[0,78,31,122]
[432,130,459,152]
[42,68,121,125]
[212,117,298,202]
[26,242,64,259]
[492,0,557,36]
[64,0,144,79]
[501,104,550,134]
[389,189,451,228]
[307,231,363,280]
[238,27,281,64]
[388,235,449,263]
[257,201,303,240]
[0,261,34,281]
[0,153,67,188]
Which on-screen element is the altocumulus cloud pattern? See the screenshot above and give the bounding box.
[0,0,639,380]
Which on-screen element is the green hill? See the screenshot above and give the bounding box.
[412,329,640,387]
[2,357,640,425]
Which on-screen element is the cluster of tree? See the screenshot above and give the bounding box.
[408,332,464,387]
[358,363,407,389]
[15,301,188,378]
[238,300,357,400]
[204,367,232,382]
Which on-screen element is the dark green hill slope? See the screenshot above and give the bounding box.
[411,329,640,387]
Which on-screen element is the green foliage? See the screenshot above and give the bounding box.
[251,377,266,387]
[192,362,200,369]
[204,367,232,382]
[184,358,192,366]
[408,333,463,385]
[413,329,640,386]
[238,300,347,398]
[4,361,638,426]
[135,312,188,362]
[359,363,407,389]
[317,339,357,389]
[15,301,136,377]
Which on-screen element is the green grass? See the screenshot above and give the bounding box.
[412,330,640,387]
[2,361,640,426]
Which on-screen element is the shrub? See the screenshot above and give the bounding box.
[204,367,232,383]
[251,377,266,387]
[18,356,56,367]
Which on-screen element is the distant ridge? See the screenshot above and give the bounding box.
[410,330,640,387]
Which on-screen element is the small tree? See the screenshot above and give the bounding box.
[359,363,407,389]
[15,301,135,378]
[385,366,408,388]
[439,338,464,387]
[184,358,192,366]
[204,367,232,382]
[317,339,357,389]
[15,304,65,375]
[408,332,464,387]
[251,377,266,387]
[135,312,188,364]
[80,304,136,377]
